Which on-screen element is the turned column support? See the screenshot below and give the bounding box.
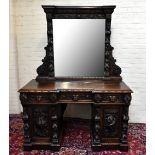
[120,94,131,150]
[50,104,62,150]
[91,103,102,149]
[20,93,32,150]
[23,107,31,145]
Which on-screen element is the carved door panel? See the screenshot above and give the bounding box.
[31,104,62,145]
[32,106,50,138]
[101,106,122,142]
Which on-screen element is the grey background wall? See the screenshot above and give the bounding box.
[9,0,145,123]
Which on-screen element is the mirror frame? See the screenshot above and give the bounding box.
[36,5,122,82]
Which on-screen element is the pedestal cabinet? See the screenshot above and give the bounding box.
[19,79,132,151]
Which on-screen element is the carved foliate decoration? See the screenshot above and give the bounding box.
[23,108,31,143]
[92,104,102,146]
[20,93,28,104]
[49,93,58,102]
[36,5,122,82]
[36,11,55,81]
[20,93,59,104]
[50,104,60,144]
[120,100,130,144]
[34,8,59,81]
[104,14,121,77]
[124,94,132,105]
[94,94,103,103]
[33,108,49,137]
[20,92,127,106]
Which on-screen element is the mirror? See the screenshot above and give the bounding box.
[53,19,106,77]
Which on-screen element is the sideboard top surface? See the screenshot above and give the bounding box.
[19,79,132,93]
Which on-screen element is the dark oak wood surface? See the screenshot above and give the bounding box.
[19,79,132,93]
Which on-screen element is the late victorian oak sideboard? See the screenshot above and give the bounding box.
[18,5,133,152]
[19,79,132,151]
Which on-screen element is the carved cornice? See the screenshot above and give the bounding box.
[42,5,116,16]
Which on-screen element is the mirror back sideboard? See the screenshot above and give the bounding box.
[18,5,133,152]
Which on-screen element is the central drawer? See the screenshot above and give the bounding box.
[59,92,92,103]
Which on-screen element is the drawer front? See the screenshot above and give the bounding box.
[92,104,123,145]
[20,93,59,104]
[20,92,92,104]
[101,106,122,139]
[32,106,50,137]
[20,92,127,104]
[59,92,92,102]
[93,93,124,103]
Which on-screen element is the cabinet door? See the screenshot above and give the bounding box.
[101,105,122,143]
[31,104,62,145]
[32,106,50,138]
[91,104,122,145]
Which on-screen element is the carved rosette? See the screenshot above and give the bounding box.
[104,11,121,77]
[50,105,59,144]
[36,12,55,80]
[49,93,58,102]
[94,94,102,103]
[23,108,31,144]
[120,94,131,144]
[92,104,101,145]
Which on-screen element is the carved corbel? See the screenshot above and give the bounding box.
[124,94,132,105]
[20,93,28,104]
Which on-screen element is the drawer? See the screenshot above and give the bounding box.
[59,92,92,102]
[93,93,123,103]
[20,93,59,104]
[20,92,127,104]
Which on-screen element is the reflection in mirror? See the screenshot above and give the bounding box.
[53,19,105,77]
